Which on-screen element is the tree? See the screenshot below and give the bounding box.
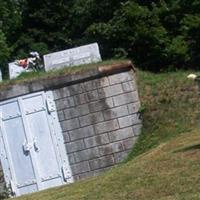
[2,0,200,73]
[85,1,170,71]
[179,0,200,68]
[0,30,10,74]
[14,0,73,57]
[0,0,23,43]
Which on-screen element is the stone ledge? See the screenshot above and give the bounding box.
[0,61,134,101]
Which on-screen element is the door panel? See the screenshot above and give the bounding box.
[22,93,63,188]
[1,100,21,119]
[3,118,36,186]
[26,111,61,182]
[23,94,45,114]
[18,184,38,195]
[0,100,37,194]
[0,91,73,196]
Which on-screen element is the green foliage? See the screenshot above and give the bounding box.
[84,1,200,71]
[18,0,72,52]
[1,0,200,73]
[0,0,22,42]
[0,30,10,74]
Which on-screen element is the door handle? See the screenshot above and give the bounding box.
[23,138,40,153]
[23,141,32,153]
[33,138,40,152]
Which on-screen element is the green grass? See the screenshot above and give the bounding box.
[13,69,200,200]
[128,69,200,160]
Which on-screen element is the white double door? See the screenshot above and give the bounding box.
[0,91,73,196]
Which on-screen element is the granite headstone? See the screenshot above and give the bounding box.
[0,70,2,82]
[43,43,102,71]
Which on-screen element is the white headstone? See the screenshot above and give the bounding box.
[9,62,28,79]
[43,43,102,71]
[0,69,2,82]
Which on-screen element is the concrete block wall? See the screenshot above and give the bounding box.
[53,70,142,180]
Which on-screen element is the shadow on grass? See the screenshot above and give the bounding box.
[174,144,200,153]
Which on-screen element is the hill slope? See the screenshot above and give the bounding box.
[14,70,200,200]
[16,130,200,200]
[129,70,200,159]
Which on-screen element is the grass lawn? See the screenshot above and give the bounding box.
[11,69,200,200]
[129,69,200,159]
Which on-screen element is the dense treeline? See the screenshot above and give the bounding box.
[0,0,200,74]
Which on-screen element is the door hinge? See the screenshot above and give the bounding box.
[46,95,56,113]
[62,164,72,181]
[9,180,17,196]
[0,111,2,129]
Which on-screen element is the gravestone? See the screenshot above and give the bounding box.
[43,43,102,71]
[0,70,2,82]
[8,62,29,79]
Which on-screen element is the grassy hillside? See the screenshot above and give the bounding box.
[128,70,200,159]
[14,70,200,200]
